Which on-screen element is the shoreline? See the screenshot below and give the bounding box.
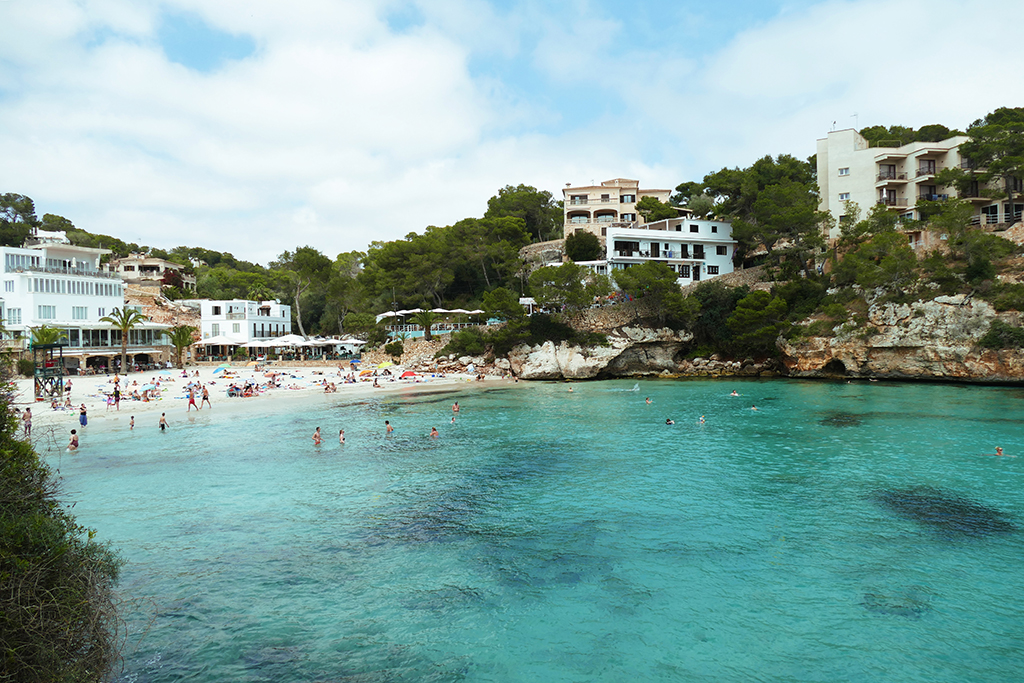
[15,365,516,439]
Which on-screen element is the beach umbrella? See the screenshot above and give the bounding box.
[158,370,172,376]
[400,370,417,378]
[217,363,231,368]
[377,361,393,369]
[359,369,374,376]
[349,359,361,364]
[140,383,156,390]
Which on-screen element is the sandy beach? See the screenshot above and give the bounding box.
[15,363,510,441]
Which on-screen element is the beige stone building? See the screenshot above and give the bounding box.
[562,178,674,240]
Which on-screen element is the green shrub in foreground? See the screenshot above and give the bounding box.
[1,386,123,681]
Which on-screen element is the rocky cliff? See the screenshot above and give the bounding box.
[779,294,1024,382]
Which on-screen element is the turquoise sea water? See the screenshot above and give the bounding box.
[45,379,1024,682]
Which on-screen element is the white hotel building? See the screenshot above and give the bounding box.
[0,234,170,371]
[197,299,292,343]
[578,217,737,285]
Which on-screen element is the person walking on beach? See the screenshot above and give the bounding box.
[79,404,88,427]
[187,388,198,412]
[159,413,168,431]
[68,429,78,451]
[22,408,31,437]
[312,427,322,445]
[201,386,211,409]
[113,385,121,411]
[385,420,393,434]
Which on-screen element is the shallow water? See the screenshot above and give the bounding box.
[47,379,1024,682]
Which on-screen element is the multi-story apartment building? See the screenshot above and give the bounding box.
[197,299,292,342]
[578,217,737,286]
[109,254,197,291]
[817,128,1021,239]
[0,232,170,371]
[563,178,674,240]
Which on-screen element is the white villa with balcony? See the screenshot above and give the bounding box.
[198,299,292,343]
[563,178,675,240]
[817,129,1022,239]
[0,232,171,372]
[578,217,737,285]
[109,254,197,291]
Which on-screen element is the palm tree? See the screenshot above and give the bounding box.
[410,310,439,342]
[167,325,197,369]
[30,325,68,346]
[99,307,148,374]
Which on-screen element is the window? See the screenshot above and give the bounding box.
[98,308,105,317]
[211,323,220,336]
[690,224,699,233]
[679,265,691,278]
[693,245,705,259]
[707,266,720,275]
[711,225,718,233]
[123,265,135,271]
[838,167,850,176]
[232,323,240,334]
[72,306,87,320]
[601,194,610,201]
[5,308,21,325]
[601,227,607,236]
[620,194,636,203]
[569,195,588,205]
[38,305,55,320]
[716,245,728,256]
[620,213,636,222]
[839,192,850,201]
[212,306,222,315]
[4,280,12,292]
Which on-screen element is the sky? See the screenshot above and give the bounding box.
[1,0,1021,265]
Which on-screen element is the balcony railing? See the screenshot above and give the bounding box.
[918,193,950,202]
[878,197,909,207]
[7,264,121,279]
[226,312,246,320]
[877,171,908,181]
[915,166,938,178]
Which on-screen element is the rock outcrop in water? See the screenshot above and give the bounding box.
[780,294,1024,383]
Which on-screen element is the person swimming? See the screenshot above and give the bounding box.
[996,447,1004,456]
[430,427,439,437]
[665,418,674,425]
[730,390,739,396]
[699,415,705,424]
[645,397,652,405]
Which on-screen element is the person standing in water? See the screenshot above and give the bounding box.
[430,427,439,438]
[159,413,168,431]
[130,416,135,430]
[385,420,394,434]
[339,429,345,444]
[187,388,198,412]
[312,427,322,445]
[68,429,79,451]
[22,408,31,437]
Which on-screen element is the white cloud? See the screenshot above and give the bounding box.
[0,0,1021,264]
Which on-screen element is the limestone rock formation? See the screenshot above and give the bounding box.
[508,326,692,380]
[780,295,1024,382]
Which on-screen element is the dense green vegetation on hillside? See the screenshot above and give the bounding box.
[6,107,1024,355]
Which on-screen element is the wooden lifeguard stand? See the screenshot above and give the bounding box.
[32,343,66,401]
